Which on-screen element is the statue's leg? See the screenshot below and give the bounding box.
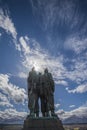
[40,96,46,117]
[28,93,35,117]
[50,94,57,117]
[35,93,39,117]
[45,100,50,117]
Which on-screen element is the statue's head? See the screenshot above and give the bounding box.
[44,68,48,73]
[32,67,35,71]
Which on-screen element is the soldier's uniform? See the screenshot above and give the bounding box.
[42,68,55,116]
[27,67,39,117]
[37,73,47,117]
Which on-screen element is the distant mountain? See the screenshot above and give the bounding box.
[0,118,24,124]
[63,115,87,124]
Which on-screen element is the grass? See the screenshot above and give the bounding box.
[74,128,79,130]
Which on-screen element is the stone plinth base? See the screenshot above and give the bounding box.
[23,116,64,130]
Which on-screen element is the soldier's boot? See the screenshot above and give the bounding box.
[42,112,45,117]
[31,113,35,117]
[36,112,39,117]
[29,110,35,117]
[45,112,50,117]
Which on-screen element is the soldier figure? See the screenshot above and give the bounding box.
[37,72,47,117]
[27,67,39,117]
[42,68,56,117]
[34,72,42,117]
[27,67,56,117]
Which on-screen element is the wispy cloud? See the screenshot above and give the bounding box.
[0,5,87,89]
[64,54,87,84]
[0,32,2,36]
[0,2,87,96]
[18,35,87,88]
[17,35,87,91]
[0,8,17,39]
[19,37,30,54]
[30,0,87,59]
[30,0,78,31]
[0,8,21,52]
[0,74,27,104]
[66,83,87,93]
[30,0,87,38]
[18,35,68,86]
[64,36,87,54]
[69,105,75,108]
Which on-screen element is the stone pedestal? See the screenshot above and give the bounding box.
[23,116,64,130]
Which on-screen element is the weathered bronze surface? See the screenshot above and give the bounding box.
[27,67,56,117]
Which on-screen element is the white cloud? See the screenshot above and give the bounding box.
[63,55,87,84]
[0,32,2,36]
[66,83,87,93]
[0,102,13,108]
[0,6,86,88]
[9,34,86,91]
[56,105,87,120]
[56,109,65,116]
[0,108,27,121]
[18,72,27,78]
[0,74,27,104]
[0,8,21,52]
[0,93,13,107]
[18,36,68,86]
[55,103,60,108]
[55,80,68,86]
[0,8,17,39]
[18,35,87,88]
[64,36,87,54]
[23,0,87,88]
[19,37,30,54]
[0,7,86,88]
[69,105,75,108]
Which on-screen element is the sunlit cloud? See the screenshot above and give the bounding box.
[18,35,68,86]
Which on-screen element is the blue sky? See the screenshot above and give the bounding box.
[0,0,87,123]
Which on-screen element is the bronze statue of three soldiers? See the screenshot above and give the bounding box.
[27,67,56,117]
